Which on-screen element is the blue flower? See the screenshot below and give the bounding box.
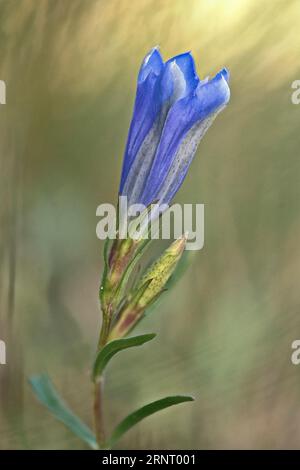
[119,47,230,207]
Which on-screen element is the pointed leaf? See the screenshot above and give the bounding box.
[109,395,194,448]
[92,333,156,380]
[29,374,98,449]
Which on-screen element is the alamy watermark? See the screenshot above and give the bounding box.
[0,340,6,365]
[96,196,204,250]
[0,80,6,104]
[291,80,300,104]
[291,340,300,365]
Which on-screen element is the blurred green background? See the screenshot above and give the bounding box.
[1,0,300,449]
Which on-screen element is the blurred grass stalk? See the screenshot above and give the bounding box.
[0,114,26,444]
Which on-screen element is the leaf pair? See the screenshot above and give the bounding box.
[29,334,193,449]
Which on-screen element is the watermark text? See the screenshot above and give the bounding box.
[0,80,6,104]
[0,340,6,365]
[96,196,204,250]
[291,80,300,104]
[291,340,300,365]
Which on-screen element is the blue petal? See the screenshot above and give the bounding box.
[167,52,199,94]
[120,51,202,201]
[140,71,230,205]
[138,47,164,83]
[121,102,169,207]
[119,48,164,193]
[120,52,201,200]
[160,52,199,103]
[217,67,230,83]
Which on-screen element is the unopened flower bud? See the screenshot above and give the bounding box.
[109,234,187,339]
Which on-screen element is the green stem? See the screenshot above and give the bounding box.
[93,235,125,448]
[93,305,112,449]
[98,311,112,349]
[93,376,105,448]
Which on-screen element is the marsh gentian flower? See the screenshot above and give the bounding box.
[119,47,230,208]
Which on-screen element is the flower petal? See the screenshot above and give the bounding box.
[161,52,199,103]
[140,70,230,205]
[119,48,164,193]
[138,47,164,83]
[121,52,202,203]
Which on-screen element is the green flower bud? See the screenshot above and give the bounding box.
[109,234,187,339]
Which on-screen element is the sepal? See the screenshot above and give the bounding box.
[109,234,187,339]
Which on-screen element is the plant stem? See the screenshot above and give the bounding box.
[94,376,105,448]
[93,309,112,449]
[98,312,111,349]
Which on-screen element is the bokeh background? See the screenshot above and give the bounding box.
[1,0,300,449]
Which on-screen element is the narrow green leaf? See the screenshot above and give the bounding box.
[109,395,194,448]
[29,374,98,449]
[93,333,156,380]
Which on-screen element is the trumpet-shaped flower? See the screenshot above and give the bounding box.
[119,47,230,208]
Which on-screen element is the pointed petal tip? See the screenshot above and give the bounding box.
[138,47,164,82]
[147,46,163,61]
[220,71,231,103]
[220,67,230,82]
[152,45,161,52]
[163,51,199,99]
[201,67,230,105]
[167,51,198,76]
[216,67,230,83]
